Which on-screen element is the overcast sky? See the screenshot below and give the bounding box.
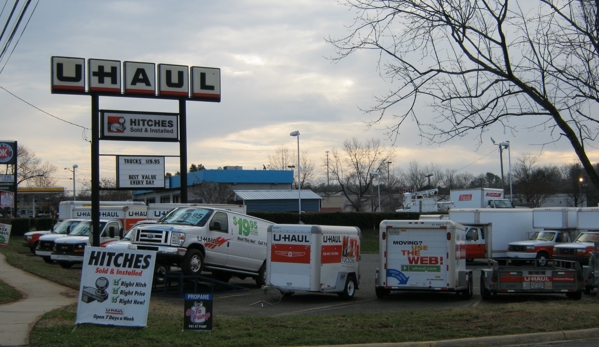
[0,0,591,192]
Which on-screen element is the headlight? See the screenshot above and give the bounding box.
[74,244,86,252]
[526,246,535,251]
[577,248,587,254]
[170,232,185,246]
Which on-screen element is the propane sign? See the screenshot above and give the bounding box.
[117,156,165,189]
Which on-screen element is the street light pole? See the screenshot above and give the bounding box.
[64,164,78,201]
[425,173,433,189]
[372,172,381,212]
[290,131,301,223]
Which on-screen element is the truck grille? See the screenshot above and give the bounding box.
[555,248,576,255]
[136,229,169,245]
[54,243,74,254]
[509,245,528,252]
[39,240,54,251]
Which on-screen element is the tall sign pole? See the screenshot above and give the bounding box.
[51,57,221,246]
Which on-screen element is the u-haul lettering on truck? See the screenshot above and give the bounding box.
[273,234,310,243]
[524,276,551,282]
[323,235,341,243]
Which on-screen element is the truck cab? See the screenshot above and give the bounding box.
[51,219,122,268]
[507,230,573,266]
[553,231,599,265]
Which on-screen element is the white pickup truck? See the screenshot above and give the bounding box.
[51,219,123,268]
[507,230,573,266]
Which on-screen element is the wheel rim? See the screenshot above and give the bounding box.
[190,255,201,273]
[347,280,355,296]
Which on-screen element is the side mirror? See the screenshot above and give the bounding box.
[211,221,222,231]
[109,226,115,238]
[119,228,124,239]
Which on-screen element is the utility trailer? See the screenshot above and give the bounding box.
[375,220,473,300]
[480,259,584,300]
[266,224,361,300]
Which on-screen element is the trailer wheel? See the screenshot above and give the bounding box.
[58,261,73,269]
[375,287,390,299]
[339,276,356,300]
[480,271,492,300]
[460,272,473,300]
[183,249,204,275]
[566,291,583,300]
[536,252,549,267]
[42,256,54,264]
[255,263,266,288]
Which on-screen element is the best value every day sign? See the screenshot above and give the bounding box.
[116,155,165,189]
[76,247,156,328]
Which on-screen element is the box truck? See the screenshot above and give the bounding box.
[374,220,473,299]
[449,208,539,260]
[266,224,361,300]
[57,200,145,221]
[450,188,513,209]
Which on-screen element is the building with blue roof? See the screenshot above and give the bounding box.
[132,167,321,212]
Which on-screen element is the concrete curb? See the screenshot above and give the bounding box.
[305,328,599,347]
[0,252,79,347]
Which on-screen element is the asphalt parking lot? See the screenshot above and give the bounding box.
[153,254,595,318]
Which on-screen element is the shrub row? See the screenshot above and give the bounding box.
[247,211,420,230]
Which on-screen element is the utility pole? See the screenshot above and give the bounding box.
[326,151,330,186]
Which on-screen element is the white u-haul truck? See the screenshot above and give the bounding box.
[375,220,473,299]
[266,224,361,300]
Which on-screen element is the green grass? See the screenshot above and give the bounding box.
[0,278,21,304]
[2,235,599,347]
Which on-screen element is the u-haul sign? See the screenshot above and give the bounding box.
[51,56,221,102]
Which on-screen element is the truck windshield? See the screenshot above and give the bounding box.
[54,220,83,234]
[68,221,108,236]
[576,233,599,242]
[160,208,213,226]
[529,231,556,241]
[492,200,514,208]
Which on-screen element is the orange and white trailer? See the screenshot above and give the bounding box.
[266,224,361,300]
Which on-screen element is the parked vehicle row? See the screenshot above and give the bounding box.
[24,202,599,303]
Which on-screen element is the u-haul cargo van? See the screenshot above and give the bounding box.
[375,220,473,299]
[267,224,361,300]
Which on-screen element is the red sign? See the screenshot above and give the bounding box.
[458,194,473,201]
[271,244,310,264]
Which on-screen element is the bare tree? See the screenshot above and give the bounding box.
[443,169,475,189]
[329,138,394,211]
[189,182,234,204]
[78,178,132,201]
[2,145,57,187]
[512,154,561,207]
[268,146,293,170]
[329,0,599,193]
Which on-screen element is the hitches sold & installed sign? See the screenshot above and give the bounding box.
[117,156,165,189]
[101,110,178,142]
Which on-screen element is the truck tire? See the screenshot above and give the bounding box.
[255,263,266,288]
[58,261,73,269]
[566,291,583,300]
[153,263,170,285]
[480,272,492,300]
[460,272,473,300]
[183,249,204,275]
[339,275,356,300]
[375,287,390,299]
[536,252,549,267]
[42,256,53,264]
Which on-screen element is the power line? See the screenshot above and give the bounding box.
[0,85,91,138]
[0,0,38,74]
[453,148,497,173]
